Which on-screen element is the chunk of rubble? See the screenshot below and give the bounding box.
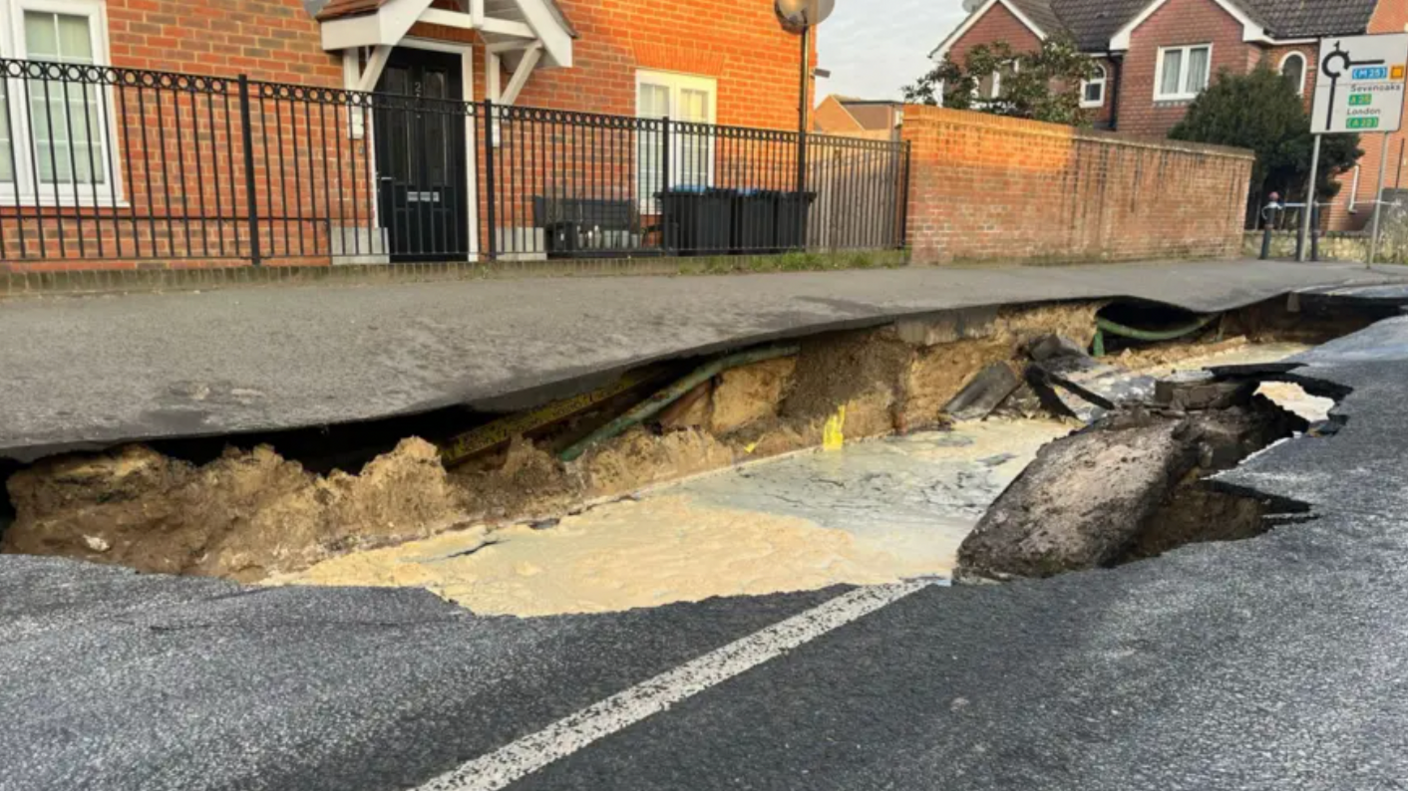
[942,363,1022,422]
[1153,370,1255,412]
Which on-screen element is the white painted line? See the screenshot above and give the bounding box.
[414,581,932,791]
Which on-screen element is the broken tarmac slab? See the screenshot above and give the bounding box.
[0,260,1403,461]
[955,418,1197,582]
[955,391,1306,583]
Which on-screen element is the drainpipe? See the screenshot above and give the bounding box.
[1108,54,1124,132]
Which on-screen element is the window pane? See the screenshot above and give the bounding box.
[1282,55,1304,93]
[678,89,710,186]
[1185,47,1210,94]
[22,10,105,187]
[637,84,669,211]
[638,83,669,119]
[978,72,997,98]
[1084,80,1103,103]
[1160,50,1183,95]
[27,74,105,185]
[679,88,708,122]
[24,12,60,59]
[0,80,12,184]
[58,14,95,61]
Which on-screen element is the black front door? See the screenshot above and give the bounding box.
[374,49,468,261]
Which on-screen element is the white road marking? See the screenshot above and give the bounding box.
[414,581,933,791]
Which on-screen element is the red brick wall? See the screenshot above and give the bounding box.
[902,104,1253,264]
[106,0,343,85]
[946,3,1042,66]
[512,0,811,130]
[1116,0,1253,137]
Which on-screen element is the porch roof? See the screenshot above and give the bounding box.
[318,0,576,69]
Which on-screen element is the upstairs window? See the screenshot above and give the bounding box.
[1155,44,1211,101]
[1081,62,1107,108]
[1280,51,1307,96]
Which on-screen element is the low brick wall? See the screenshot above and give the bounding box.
[902,106,1254,265]
[1243,231,1372,262]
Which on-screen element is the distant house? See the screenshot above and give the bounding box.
[930,0,1404,229]
[813,96,903,141]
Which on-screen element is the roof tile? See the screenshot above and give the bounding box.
[1241,0,1377,38]
[954,0,1379,54]
[316,0,389,21]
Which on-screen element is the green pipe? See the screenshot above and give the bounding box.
[1095,313,1219,343]
[558,345,801,463]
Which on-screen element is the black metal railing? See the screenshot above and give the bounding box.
[0,57,909,267]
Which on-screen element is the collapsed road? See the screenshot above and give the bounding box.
[1,259,1404,460]
[5,278,1408,790]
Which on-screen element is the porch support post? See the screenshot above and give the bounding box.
[500,45,542,106]
[356,45,394,93]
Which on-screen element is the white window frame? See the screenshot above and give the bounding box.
[1080,62,1107,109]
[0,0,124,207]
[1154,43,1213,102]
[1279,51,1307,97]
[635,69,717,212]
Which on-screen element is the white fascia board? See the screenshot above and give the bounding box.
[319,0,433,49]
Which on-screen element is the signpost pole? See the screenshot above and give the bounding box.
[1368,131,1390,268]
[1298,135,1322,263]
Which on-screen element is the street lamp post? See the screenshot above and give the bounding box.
[776,0,835,249]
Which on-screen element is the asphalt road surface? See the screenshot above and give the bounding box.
[5,295,1408,790]
[2,259,1404,460]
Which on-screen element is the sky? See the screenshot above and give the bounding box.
[818,0,969,101]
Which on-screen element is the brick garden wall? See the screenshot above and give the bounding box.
[902,105,1253,264]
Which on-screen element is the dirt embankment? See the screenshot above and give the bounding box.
[3,302,1106,581]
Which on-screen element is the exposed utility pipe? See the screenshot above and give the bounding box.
[1092,314,1220,356]
[558,345,802,462]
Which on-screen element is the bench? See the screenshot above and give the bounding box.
[533,197,654,257]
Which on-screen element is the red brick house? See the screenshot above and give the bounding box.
[0,0,876,268]
[931,0,1401,229]
[813,95,904,141]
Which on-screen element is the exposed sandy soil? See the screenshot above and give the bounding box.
[273,418,1073,617]
[2,439,469,583]
[1119,339,1311,375]
[270,496,922,617]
